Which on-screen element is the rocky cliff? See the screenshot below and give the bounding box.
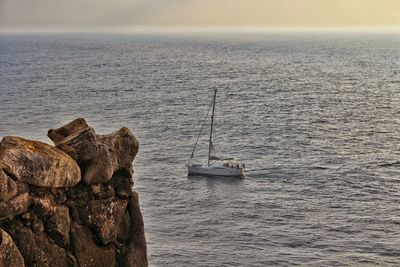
[0,118,147,267]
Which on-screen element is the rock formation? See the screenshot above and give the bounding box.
[0,118,147,267]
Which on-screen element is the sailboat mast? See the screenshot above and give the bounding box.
[208,89,217,167]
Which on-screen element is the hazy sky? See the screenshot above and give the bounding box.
[1,0,399,31]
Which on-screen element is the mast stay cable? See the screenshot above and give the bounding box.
[187,95,214,166]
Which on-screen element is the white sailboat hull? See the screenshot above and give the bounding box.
[188,164,244,177]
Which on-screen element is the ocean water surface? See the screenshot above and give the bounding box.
[1,32,400,266]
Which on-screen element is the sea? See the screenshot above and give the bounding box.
[1,31,400,266]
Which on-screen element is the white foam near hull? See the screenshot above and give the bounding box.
[188,164,244,177]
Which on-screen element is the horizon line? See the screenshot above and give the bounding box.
[1,26,400,34]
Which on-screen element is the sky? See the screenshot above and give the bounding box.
[0,0,400,32]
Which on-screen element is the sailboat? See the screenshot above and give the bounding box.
[187,89,245,177]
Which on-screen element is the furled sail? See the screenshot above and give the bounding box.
[209,141,222,160]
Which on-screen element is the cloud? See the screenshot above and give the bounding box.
[0,0,166,30]
[150,0,400,27]
[1,0,399,31]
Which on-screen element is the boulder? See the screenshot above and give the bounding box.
[109,174,133,199]
[79,199,128,245]
[8,221,67,267]
[46,206,71,248]
[51,188,67,204]
[83,127,138,184]
[33,231,68,267]
[65,182,91,200]
[48,118,97,162]
[0,193,31,221]
[0,169,17,202]
[31,194,58,217]
[127,192,148,267]
[117,193,148,266]
[90,184,115,200]
[19,212,45,235]
[0,136,81,187]
[0,229,25,267]
[6,221,34,265]
[48,119,139,185]
[70,223,115,267]
[82,142,114,184]
[117,211,131,244]
[98,127,139,176]
[28,193,71,247]
[47,118,89,144]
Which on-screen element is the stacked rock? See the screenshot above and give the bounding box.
[0,118,147,267]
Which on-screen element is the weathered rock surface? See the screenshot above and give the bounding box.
[127,192,148,267]
[45,205,71,247]
[82,127,139,185]
[0,229,25,267]
[48,118,139,185]
[0,193,31,221]
[109,174,134,199]
[48,118,97,162]
[117,193,148,267]
[79,199,128,245]
[8,221,68,267]
[0,169,17,202]
[71,223,116,267]
[0,119,147,267]
[0,136,81,187]
[31,193,60,217]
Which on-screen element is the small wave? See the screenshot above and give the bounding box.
[378,161,400,167]
[308,166,330,170]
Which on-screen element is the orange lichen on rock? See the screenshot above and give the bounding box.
[0,136,81,187]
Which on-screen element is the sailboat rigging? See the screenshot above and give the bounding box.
[187,89,245,177]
